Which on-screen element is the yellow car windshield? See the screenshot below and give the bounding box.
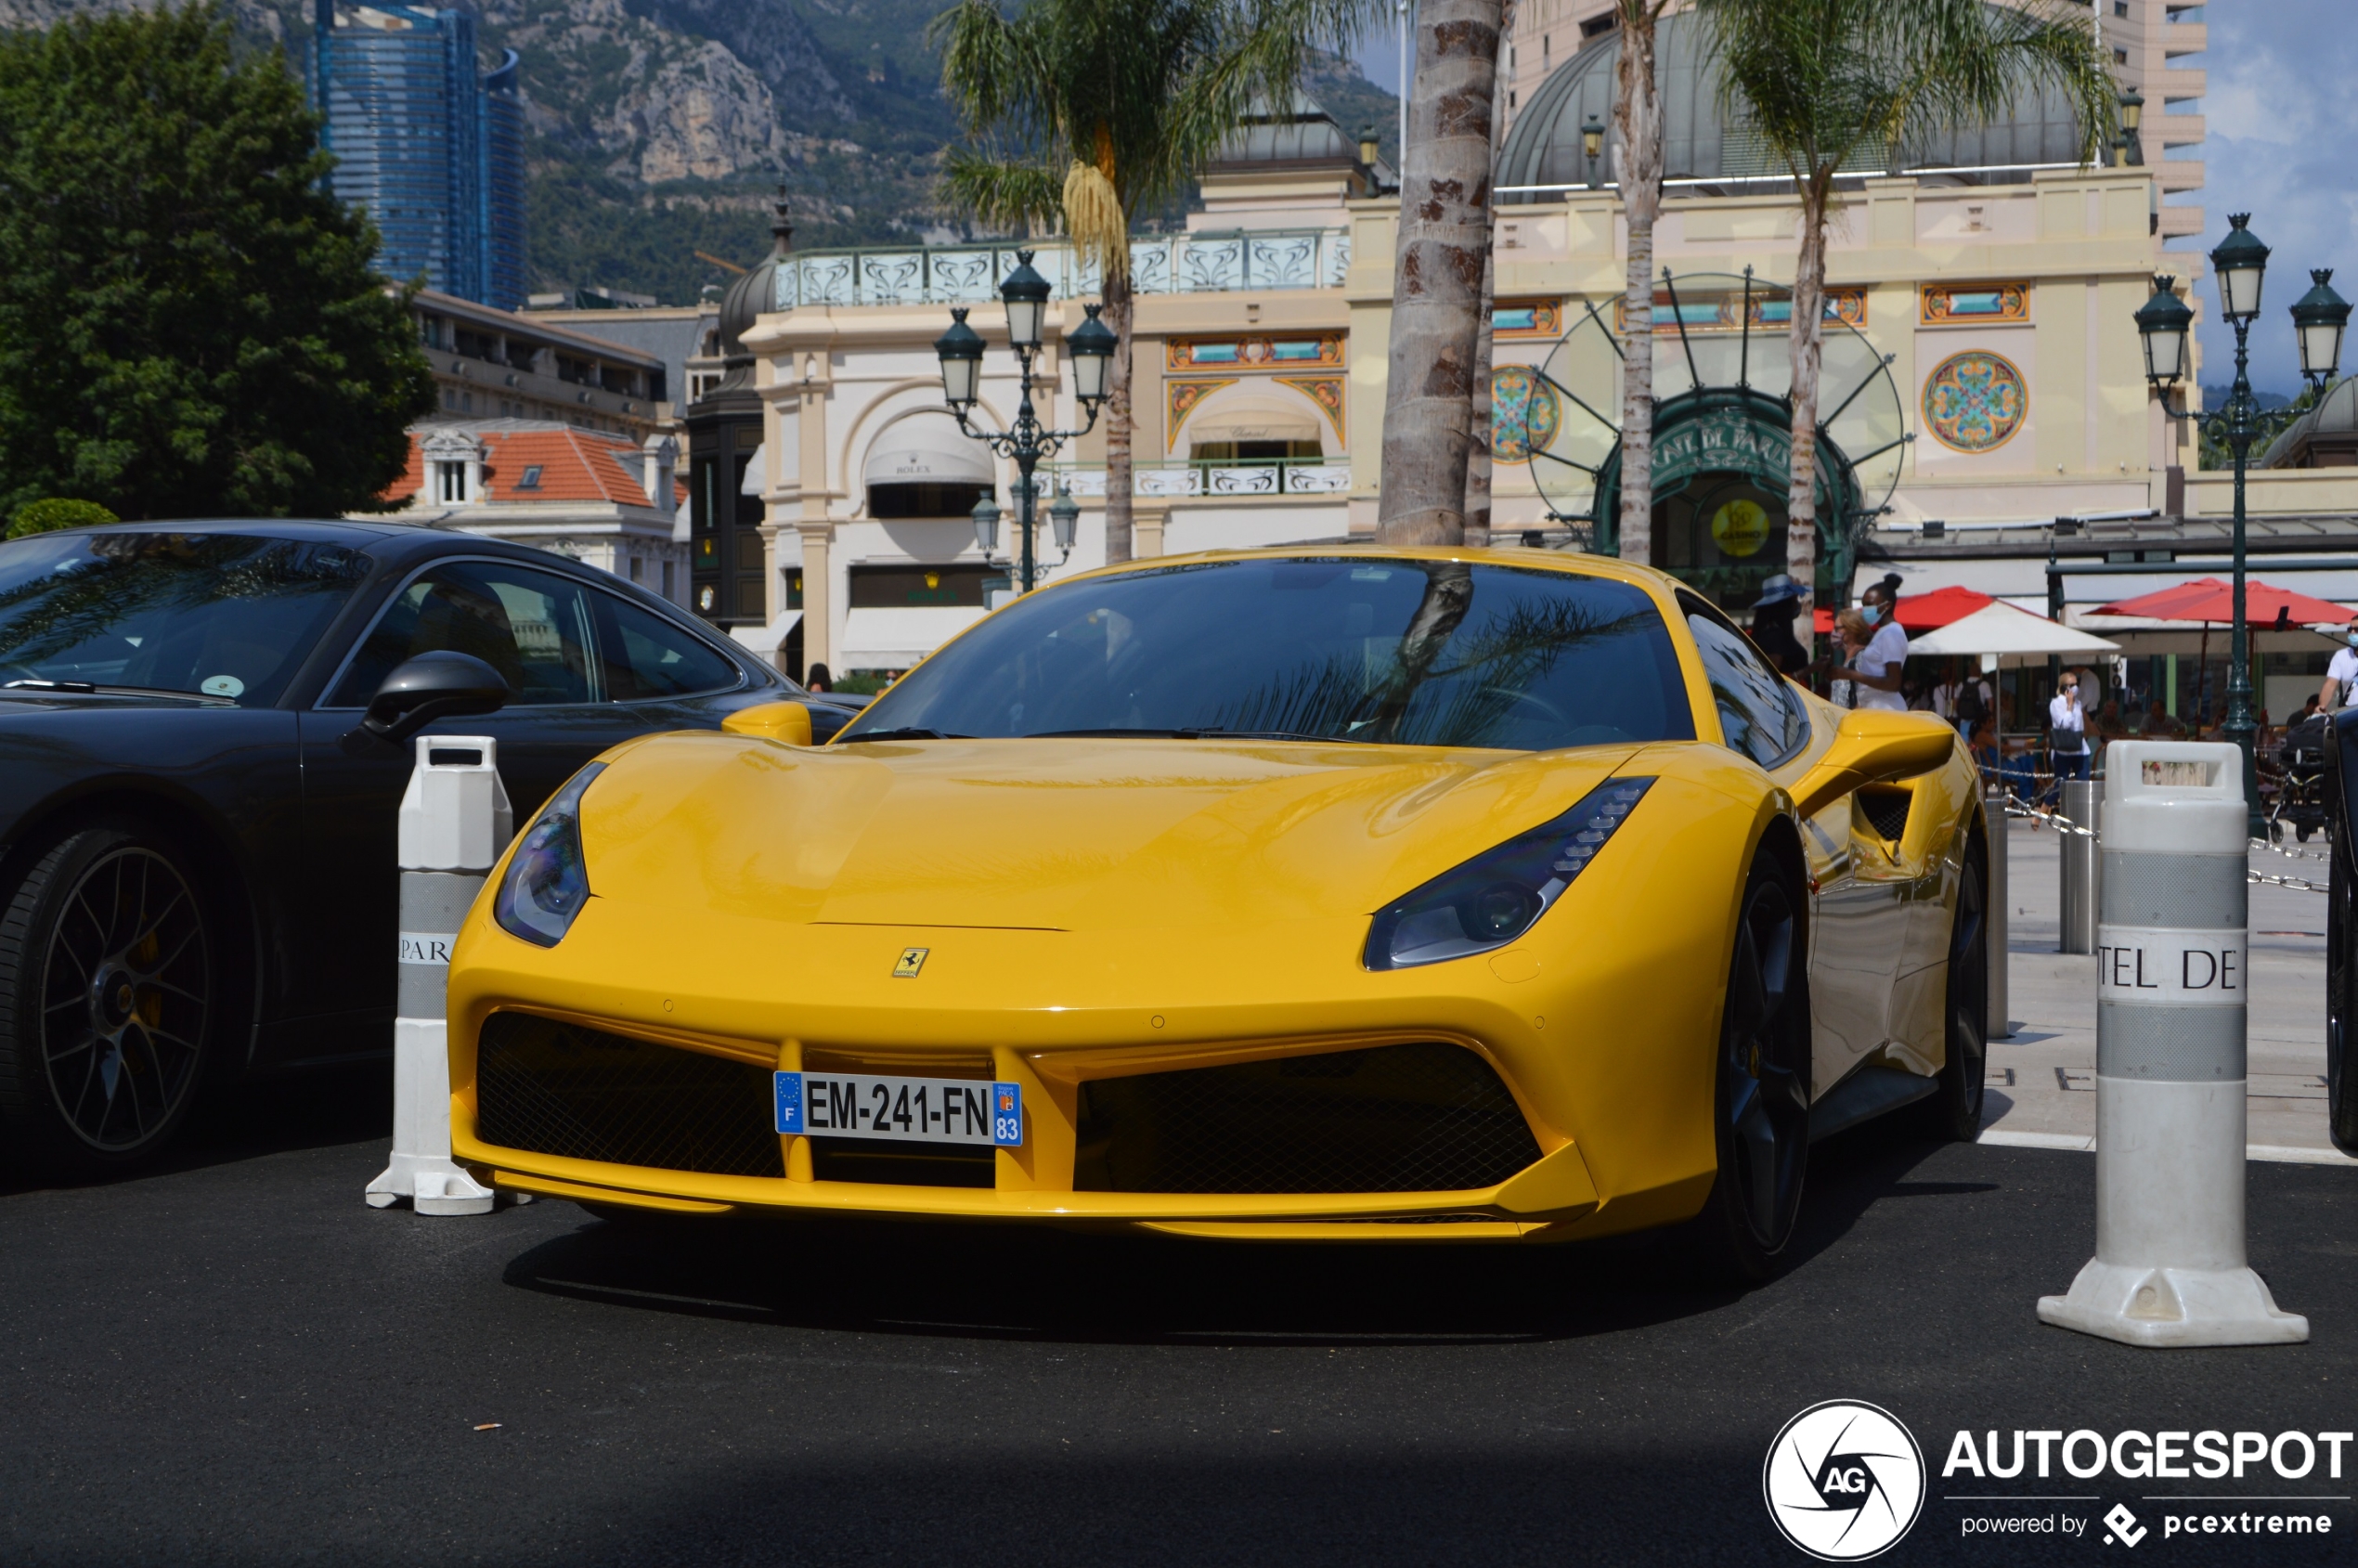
[841,557,1695,751]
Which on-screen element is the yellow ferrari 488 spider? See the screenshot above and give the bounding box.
[446,547,1984,1276]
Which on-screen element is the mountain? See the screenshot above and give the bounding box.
[0,0,1398,307]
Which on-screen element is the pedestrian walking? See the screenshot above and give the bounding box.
[1833,575,1910,712]
[2319,628,2358,714]
[2049,668,2091,787]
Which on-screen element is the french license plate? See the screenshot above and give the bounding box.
[774,1071,1022,1148]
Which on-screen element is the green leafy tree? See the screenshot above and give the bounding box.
[0,2,434,521]
[7,499,119,538]
[1695,0,2113,602]
[932,0,1367,563]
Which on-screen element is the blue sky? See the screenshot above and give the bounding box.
[1357,2,2358,395]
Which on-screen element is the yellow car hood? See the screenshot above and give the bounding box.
[576,732,1642,934]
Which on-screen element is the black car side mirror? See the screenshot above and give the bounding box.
[361,652,510,744]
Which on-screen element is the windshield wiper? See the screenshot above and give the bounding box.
[1023,726,1375,744]
[838,726,967,742]
[2,679,232,704]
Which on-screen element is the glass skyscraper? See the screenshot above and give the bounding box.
[313,1,527,309]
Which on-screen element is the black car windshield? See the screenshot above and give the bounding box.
[840,557,1695,751]
[0,531,370,706]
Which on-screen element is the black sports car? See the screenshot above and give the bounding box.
[0,520,859,1176]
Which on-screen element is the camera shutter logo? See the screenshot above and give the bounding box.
[1763,1400,1925,1560]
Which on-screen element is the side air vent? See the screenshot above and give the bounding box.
[474,1012,784,1178]
[1857,787,1912,843]
[1073,1043,1542,1194]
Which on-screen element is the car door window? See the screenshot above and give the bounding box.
[590,591,743,701]
[1679,591,1807,769]
[328,561,601,706]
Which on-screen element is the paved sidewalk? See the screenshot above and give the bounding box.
[1983,816,2350,1160]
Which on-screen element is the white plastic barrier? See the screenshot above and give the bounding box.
[2037,741,2308,1345]
[365,736,512,1216]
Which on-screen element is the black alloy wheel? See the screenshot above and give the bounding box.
[1919,836,1989,1142]
[0,826,213,1174]
[1695,854,1812,1280]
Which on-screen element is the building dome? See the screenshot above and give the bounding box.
[2260,378,2358,469]
[1500,9,2097,203]
[712,188,793,385]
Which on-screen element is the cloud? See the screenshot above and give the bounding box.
[2181,0,2358,395]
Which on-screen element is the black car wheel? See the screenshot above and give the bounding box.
[1693,852,1812,1281]
[0,825,213,1175]
[1917,835,1989,1142]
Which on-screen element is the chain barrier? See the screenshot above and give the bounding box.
[1994,805,2330,890]
[2001,799,2098,838]
[2251,836,2333,864]
[2251,869,2335,894]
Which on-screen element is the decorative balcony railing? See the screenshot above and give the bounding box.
[774,229,1352,311]
[1043,458,1354,498]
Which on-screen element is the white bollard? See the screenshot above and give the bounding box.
[365,736,512,1216]
[1987,784,2012,1039]
[2038,741,2307,1346]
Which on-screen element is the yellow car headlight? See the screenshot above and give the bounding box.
[1364,777,1653,970]
[493,762,603,948]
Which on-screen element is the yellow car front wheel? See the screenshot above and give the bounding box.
[1696,853,1812,1280]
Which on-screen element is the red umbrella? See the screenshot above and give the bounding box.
[1812,585,1992,636]
[2091,577,2354,626]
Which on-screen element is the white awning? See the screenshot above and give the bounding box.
[1187,396,1321,447]
[838,605,987,667]
[862,415,993,486]
[1906,602,2119,658]
[729,610,802,654]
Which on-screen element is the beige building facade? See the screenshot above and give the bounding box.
[722,19,2247,678]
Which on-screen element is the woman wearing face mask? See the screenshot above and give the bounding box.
[2319,628,2358,715]
[1834,574,1911,712]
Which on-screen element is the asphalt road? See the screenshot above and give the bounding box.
[5,1070,2357,1567]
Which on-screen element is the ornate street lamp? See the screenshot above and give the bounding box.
[1582,113,1605,188]
[2139,215,2348,836]
[935,252,1116,594]
[2290,269,2351,392]
[2133,275,2192,390]
[2118,87,2144,166]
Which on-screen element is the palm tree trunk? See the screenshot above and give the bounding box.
[1613,3,1664,564]
[1101,268,1134,561]
[1377,0,1504,546]
[1783,172,1831,606]
[1464,243,1496,548]
[1461,2,1515,550]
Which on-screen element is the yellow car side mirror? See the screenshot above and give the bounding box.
[1789,708,1957,819]
[721,701,814,746]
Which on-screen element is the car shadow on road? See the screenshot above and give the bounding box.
[498,1115,1985,1347]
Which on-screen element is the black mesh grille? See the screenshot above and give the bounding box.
[474,1012,784,1178]
[1073,1043,1541,1194]
[1858,789,1911,842]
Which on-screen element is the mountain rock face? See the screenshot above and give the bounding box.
[0,0,1394,305]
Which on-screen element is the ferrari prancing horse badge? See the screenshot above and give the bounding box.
[893,947,929,978]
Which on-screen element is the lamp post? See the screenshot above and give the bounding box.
[2135,219,2349,838]
[1582,113,1604,188]
[934,251,1116,595]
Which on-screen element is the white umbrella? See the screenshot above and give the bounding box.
[1907,601,2120,659]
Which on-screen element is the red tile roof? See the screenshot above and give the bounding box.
[386,424,688,509]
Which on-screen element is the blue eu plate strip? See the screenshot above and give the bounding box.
[774,1071,804,1135]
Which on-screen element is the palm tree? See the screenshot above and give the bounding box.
[1461,1,1517,548]
[1695,0,2112,603]
[932,0,1365,564]
[1611,0,1675,566]
[1376,0,1505,545]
